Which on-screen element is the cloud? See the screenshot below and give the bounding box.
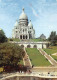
[31,8,38,17]
[29,3,38,17]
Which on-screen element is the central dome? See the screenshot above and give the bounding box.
[19,8,28,20]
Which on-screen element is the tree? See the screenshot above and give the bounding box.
[48,31,56,41]
[0,43,25,66]
[0,29,8,43]
[48,31,57,45]
[53,35,57,45]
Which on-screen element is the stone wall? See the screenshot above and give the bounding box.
[17,42,49,49]
[3,76,57,80]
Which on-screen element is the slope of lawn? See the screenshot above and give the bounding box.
[26,48,51,66]
[43,46,57,61]
[30,39,46,42]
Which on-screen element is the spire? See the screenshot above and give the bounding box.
[30,20,31,22]
[19,8,28,20]
[22,7,24,12]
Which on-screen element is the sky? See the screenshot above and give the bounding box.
[0,0,57,38]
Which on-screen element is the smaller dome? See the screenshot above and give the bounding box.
[28,20,33,28]
[19,8,28,20]
[14,20,19,26]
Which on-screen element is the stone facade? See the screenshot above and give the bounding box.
[12,8,35,39]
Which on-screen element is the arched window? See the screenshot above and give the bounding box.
[23,35,25,39]
[23,29,24,32]
[16,31,17,33]
[20,35,22,39]
[26,35,27,39]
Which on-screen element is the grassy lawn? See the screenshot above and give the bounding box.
[30,39,46,42]
[26,48,51,66]
[8,38,47,42]
[43,46,57,61]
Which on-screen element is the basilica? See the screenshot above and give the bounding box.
[12,8,35,39]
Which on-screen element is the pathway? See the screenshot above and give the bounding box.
[38,48,57,66]
[23,48,32,69]
[1,71,57,80]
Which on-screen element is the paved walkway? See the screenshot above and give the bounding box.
[23,48,32,68]
[38,48,57,66]
[1,72,57,80]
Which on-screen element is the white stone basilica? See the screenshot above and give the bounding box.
[12,8,35,39]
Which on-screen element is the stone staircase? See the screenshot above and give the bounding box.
[38,48,57,66]
[23,48,32,69]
